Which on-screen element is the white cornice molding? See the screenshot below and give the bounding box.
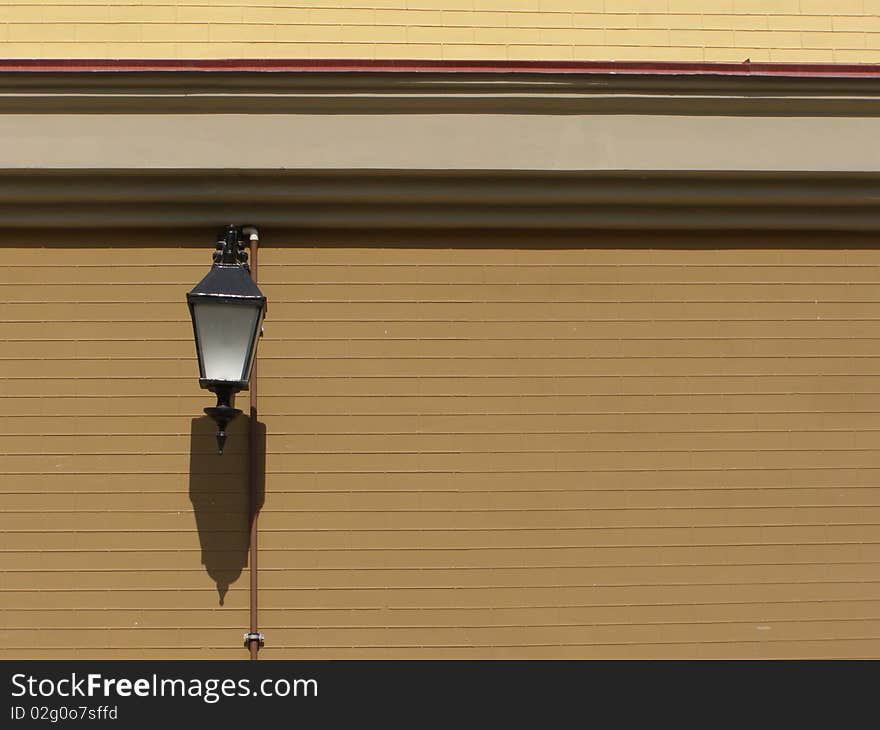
[1,71,878,231]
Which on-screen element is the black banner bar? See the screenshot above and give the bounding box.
[0,660,874,726]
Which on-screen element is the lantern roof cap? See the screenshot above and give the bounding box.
[187,263,265,302]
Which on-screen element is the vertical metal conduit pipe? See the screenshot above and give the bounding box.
[243,226,262,660]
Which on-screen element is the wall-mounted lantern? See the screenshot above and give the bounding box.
[187,225,267,454]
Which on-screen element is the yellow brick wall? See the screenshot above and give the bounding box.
[0,2,878,62]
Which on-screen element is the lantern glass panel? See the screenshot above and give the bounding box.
[192,300,261,383]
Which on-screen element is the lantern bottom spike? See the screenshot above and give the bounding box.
[204,385,242,456]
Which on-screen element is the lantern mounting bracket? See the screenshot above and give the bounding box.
[213,224,250,268]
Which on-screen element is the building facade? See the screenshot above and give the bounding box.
[2,4,880,659]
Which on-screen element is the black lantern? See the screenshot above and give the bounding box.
[187,225,266,454]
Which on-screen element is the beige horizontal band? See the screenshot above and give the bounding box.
[0,113,878,172]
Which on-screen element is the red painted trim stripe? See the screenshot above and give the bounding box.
[1,58,880,77]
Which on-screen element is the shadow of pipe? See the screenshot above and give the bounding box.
[188,414,266,606]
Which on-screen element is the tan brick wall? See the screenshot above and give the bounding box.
[0,2,879,62]
[3,229,880,659]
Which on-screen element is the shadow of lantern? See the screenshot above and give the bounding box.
[188,414,265,605]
